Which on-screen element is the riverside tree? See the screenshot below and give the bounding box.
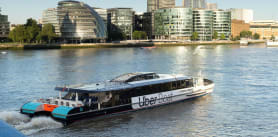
[132,31,147,40]
[240,31,252,39]
[220,33,226,40]
[8,18,57,44]
[271,35,275,40]
[253,33,260,40]
[191,32,199,41]
[108,31,126,41]
[9,25,26,43]
[37,24,57,43]
[25,18,40,43]
[213,31,218,40]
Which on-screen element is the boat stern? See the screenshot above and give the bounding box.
[20,102,44,115]
[204,79,215,94]
[51,106,74,120]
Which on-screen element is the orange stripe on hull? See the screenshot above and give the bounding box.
[43,104,58,112]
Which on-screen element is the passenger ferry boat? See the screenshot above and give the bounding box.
[20,72,214,125]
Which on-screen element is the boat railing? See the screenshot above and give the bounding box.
[56,81,132,92]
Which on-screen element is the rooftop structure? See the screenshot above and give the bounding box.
[206,3,217,10]
[147,0,175,12]
[227,8,253,23]
[183,0,207,9]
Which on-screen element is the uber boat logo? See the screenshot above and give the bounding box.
[132,92,173,109]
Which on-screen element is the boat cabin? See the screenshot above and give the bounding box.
[52,72,197,111]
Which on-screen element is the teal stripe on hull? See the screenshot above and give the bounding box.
[52,114,67,119]
[52,106,73,120]
[22,110,35,114]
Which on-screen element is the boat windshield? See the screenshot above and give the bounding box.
[110,73,139,82]
[111,72,160,83]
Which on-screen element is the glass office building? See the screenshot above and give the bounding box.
[0,12,10,39]
[57,1,107,42]
[154,8,193,40]
[193,9,213,41]
[213,10,231,39]
[42,8,61,36]
[107,8,134,40]
[143,12,155,39]
[153,8,231,41]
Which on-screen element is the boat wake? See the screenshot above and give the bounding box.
[16,117,63,135]
[0,111,30,125]
[0,111,63,136]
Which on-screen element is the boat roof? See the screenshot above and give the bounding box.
[110,72,155,82]
[55,73,190,94]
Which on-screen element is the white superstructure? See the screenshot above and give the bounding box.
[131,73,214,109]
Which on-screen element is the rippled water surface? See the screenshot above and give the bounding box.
[1,44,278,136]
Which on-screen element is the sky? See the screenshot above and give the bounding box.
[0,0,278,24]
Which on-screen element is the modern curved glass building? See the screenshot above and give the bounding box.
[154,8,193,40]
[57,1,107,42]
[213,10,231,39]
[193,9,213,41]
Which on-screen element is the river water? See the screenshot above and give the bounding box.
[0,44,278,136]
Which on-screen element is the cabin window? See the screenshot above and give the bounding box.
[137,76,145,81]
[188,79,193,87]
[172,82,177,90]
[55,101,58,105]
[147,75,153,79]
[181,80,186,88]
[72,104,76,107]
[66,102,70,106]
[126,73,159,82]
[61,101,64,106]
[177,81,181,89]
[144,74,154,80]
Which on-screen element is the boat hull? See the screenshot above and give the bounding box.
[56,83,214,125]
